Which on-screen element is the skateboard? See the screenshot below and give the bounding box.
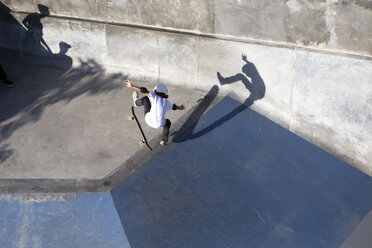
[129,106,153,152]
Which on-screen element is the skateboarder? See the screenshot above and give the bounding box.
[126,79,185,145]
[0,64,14,87]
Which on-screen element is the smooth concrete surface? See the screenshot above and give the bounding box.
[0,62,205,181]
[0,1,371,175]
[111,96,372,248]
[0,192,130,248]
[4,0,372,56]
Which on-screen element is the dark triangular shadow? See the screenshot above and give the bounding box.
[186,97,251,141]
[172,85,219,143]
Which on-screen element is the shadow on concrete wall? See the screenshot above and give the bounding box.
[22,4,53,56]
[218,54,266,105]
[173,54,265,142]
[0,2,127,159]
[0,2,70,69]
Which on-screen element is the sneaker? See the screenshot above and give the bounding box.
[132,91,139,107]
[0,79,14,87]
[160,140,167,146]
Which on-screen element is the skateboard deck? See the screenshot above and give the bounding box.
[129,106,153,152]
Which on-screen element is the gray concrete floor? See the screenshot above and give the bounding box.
[340,210,372,248]
[0,62,206,180]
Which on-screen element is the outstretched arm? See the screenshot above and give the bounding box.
[125,79,150,95]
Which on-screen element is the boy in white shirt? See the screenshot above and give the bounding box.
[126,79,184,145]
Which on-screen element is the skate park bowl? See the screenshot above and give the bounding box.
[0,1,372,247]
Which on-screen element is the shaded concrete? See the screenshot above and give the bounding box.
[0,192,130,248]
[2,96,370,247]
[112,97,372,248]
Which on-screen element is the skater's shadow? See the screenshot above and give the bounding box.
[172,85,219,143]
[218,54,265,106]
[174,54,265,142]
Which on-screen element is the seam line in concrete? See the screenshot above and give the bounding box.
[11,10,372,61]
[196,35,200,87]
[104,22,108,68]
[156,33,160,84]
[210,0,216,34]
[289,50,296,133]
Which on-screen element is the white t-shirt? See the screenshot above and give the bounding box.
[145,92,173,128]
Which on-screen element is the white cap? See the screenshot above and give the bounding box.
[154,84,168,94]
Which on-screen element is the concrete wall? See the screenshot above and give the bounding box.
[4,0,372,57]
[0,1,371,175]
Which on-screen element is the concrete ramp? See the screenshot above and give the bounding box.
[111,96,372,248]
[1,96,372,247]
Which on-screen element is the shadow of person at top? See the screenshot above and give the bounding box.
[22,4,52,56]
[0,1,73,86]
[49,41,73,71]
[15,3,73,71]
[174,54,266,142]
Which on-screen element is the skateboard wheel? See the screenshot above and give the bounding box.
[129,116,134,120]
[140,140,145,145]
